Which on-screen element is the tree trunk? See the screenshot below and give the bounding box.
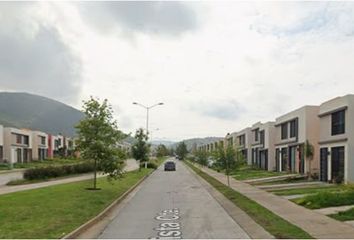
[93,158,97,189]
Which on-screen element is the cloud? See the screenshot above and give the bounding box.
[189,100,246,121]
[0,2,82,104]
[251,2,354,39]
[78,1,198,36]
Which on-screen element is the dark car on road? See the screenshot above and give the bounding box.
[164,161,176,171]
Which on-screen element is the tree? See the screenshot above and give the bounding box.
[76,97,124,190]
[156,144,169,157]
[132,128,150,170]
[212,145,245,186]
[176,141,188,160]
[195,149,209,166]
[304,140,314,178]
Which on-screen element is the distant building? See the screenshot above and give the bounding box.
[3,127,32,163]
[32,131,48,160]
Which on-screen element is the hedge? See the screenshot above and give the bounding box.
[23,162,94,180]
[139,162,158,169]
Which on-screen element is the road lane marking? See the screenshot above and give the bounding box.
[154,208,182,239]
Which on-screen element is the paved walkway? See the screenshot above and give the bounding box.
[0,159,139,196]
[193,164,354,239]
[242,174,299,184]
[257,181,327,190]
[282,194,309,200]
[314,205,354,215]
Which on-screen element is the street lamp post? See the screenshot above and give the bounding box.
[133,102,164,168]
[132,102,164,138]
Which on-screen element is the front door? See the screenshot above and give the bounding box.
[289,146,296,172]
[281,148,288,171]
[331,146,345,183]
[260,150,268,170]
[275,148,280,172]
[320,148,328,181]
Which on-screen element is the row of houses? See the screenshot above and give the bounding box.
[0,125,75,164]
[198,94,354,184]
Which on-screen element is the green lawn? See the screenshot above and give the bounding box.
[231,166,286,180]
[186,161,313,239]
[329,207,354,221]
[292,186,354,209]
[0,168,152,239]
[270,185,344,196]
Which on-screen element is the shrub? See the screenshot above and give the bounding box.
[23,162,94,180]
[139,162,158,169]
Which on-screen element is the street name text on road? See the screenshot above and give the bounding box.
[154,208,182,239]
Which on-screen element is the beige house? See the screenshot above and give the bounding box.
[0,125,3,162]
[225,132,238,149]
[250,121,276,171]
[318,94,354,183]
[235,128,252,165]
[3,127,32,163]
[32,131,48,161]
[275,106,320,175]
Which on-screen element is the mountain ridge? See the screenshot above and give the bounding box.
[0,92,84,136]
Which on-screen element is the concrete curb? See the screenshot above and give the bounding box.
[62,169,154,239]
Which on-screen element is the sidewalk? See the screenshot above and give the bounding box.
[242,174,299,184]
[0,159,139,196]
[194,164,354,239]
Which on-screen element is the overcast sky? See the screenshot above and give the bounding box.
[1,1,354,141]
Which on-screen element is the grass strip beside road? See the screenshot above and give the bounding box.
[185,161,313,239]
[0,168,152,239]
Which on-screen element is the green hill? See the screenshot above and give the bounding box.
[0,92,84,136]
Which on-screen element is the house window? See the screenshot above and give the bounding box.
[260,130,265,145]
[0,146,3,160]
[16,134,21,144]
[290,120,297,138]
[239,135,245,145]
[40,136,46,145]
[23,136,29,145]
[332,110,345,135]
[281,123,288,140]
[254,129,259,141]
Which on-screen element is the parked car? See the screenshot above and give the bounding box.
[164,161,176,171]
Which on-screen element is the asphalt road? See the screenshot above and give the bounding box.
[98,158,249,239]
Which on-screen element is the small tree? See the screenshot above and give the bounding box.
[176,141,188,160]
[195,149,209,166]
[156,144,169,158]
[132,128,150,170]
[76,97,124,190]
[304,140,314,178]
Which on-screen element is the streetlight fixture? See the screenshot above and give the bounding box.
[132,102,164,138]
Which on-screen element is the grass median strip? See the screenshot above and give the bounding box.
[0,168,152,239]
[185,161,313,239]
